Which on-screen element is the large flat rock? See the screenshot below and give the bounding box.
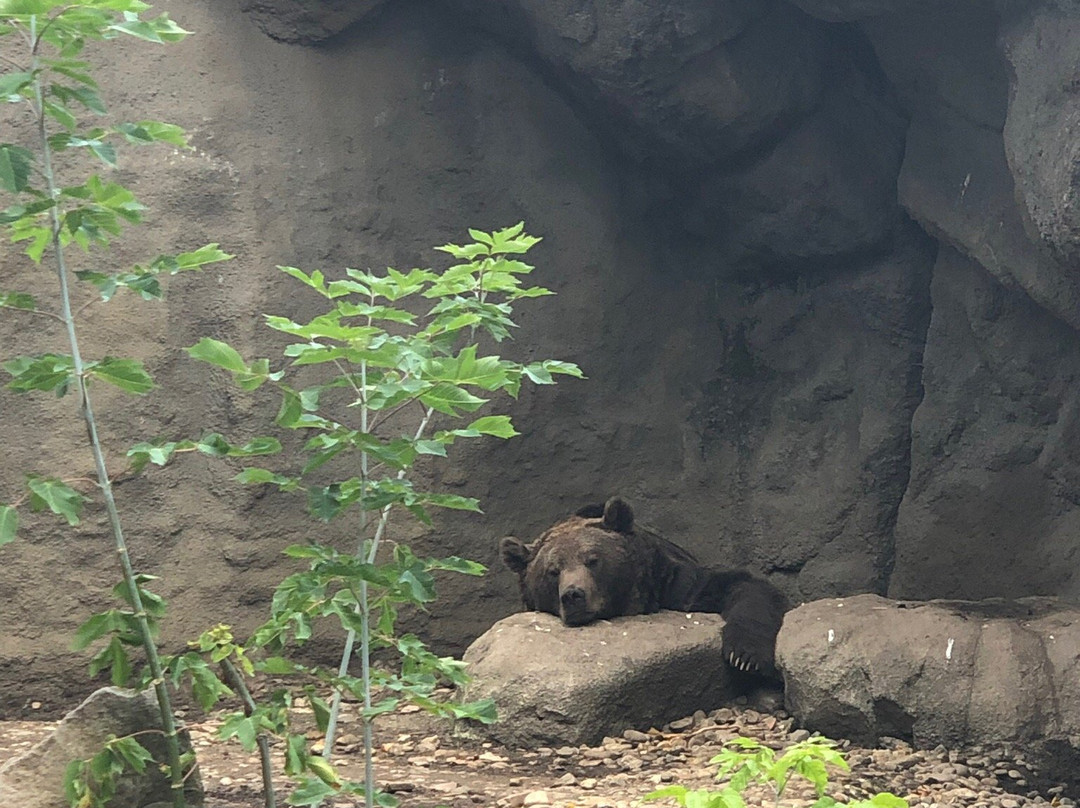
[460,610,740,747]
[777,594,1080,782]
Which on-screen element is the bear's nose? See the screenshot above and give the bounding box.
[560,586,586,608]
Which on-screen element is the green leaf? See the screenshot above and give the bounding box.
[523,359,586,385]
[232,436,282,456]
[51,83,105,114]
[127,439,193,469]
[309,694,332,733]
[467,227,494,246]
[0,291,36,310]
[464,414,519,438]
[0,505,17,547]
[0,71,33,98]
[173,242,232,268]
[867,795,909,808]
[62,759,84,806]
[422,493,481,512]
[75,269,121,300]
[49,61,97,89]
[42,98,77,130]
[284,733,307,776]
[0,198,55,225]
[279,265,327,294]
[418,383,487,416]
[414,439,448,457]
[645,785,689,802]
[427,556,486,576]
[111,736,153,774]
[276,388,302,427]
[86,356,154,394]
[235,468,293,487]
[72,610,128,651]
[115,120,188,147]
[196,433,231,456]
[186,337,247,373]
[26,476,84,525]
[286,777,339,807]
[0,144,33,192]
[108,13,190,43]
[219,713,259,751]
[258,656,299,674]
[90,636,132,686]
[450,697,497,724]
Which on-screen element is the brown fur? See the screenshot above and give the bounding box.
[500,496,789,676]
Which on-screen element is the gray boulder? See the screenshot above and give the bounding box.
[777,594,1080,777]
[1002,4,1080,268]
[687,80,905,267]
[460,610,741,747]
[451,0,827,163]
[0,687,202,808]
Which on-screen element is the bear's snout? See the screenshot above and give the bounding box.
[561,585,586,608]
[559,584,594,625]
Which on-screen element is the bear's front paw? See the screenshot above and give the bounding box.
[721,619,777,676]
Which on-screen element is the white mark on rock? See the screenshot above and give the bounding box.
[827,629,835,644]
[946,637,954,660]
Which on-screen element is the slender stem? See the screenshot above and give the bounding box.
[323,398,435,808]
[359,581,374,808]
[0,305,66,323]
[220,659,276,808]
[28,16,186,808]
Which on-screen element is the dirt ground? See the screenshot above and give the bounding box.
[2,689,1075,808]
[0,700,615,808]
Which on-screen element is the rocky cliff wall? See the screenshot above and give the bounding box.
[3,0,1079,708]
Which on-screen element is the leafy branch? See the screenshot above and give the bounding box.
[1,4,231,806]
[186,223,582,807]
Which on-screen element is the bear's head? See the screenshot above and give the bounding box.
[499,496,642,626]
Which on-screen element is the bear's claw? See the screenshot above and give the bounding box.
[728,651,759,672]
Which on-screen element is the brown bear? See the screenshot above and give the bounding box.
[499,496,790,676]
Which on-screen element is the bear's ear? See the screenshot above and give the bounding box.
[602,496,634,533]
[499,536,533,574]
[575,503,605,519]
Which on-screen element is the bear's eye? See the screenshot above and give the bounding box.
[545,566,560,579]
[584,555,600,569]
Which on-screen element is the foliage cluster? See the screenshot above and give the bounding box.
[1,4,229,807]
[2,5,583,807]
[646,737,909,808]
[183,222,581,806]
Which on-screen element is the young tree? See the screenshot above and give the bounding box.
[0,4,232,805]
[189,223,583,806]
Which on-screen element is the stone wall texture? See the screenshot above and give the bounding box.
[3,0,1080,709]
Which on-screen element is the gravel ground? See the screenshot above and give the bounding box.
[2,698,1075,807]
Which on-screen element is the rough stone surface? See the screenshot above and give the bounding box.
[789,0,925,22]
[0,688,202,808]
[889,248,1080,601]
[1001,4,1080,267]
[452,0,828,163]
[237,0,387,43]
[690,227,933,598]
[5,0,1080,709]
[778,594,1080,776]
[460,611,741,747]
[873,0,1080,330]
[896,93,1080,333]
[686,76,906,268]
